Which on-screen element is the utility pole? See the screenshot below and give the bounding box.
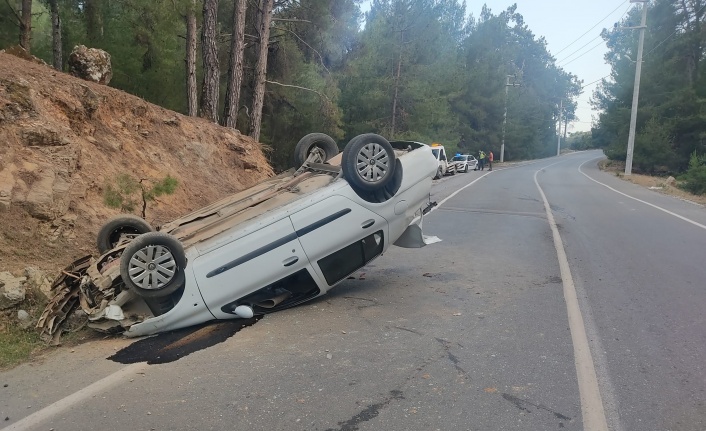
[624,0,648,176]
[557,99,563,156]
[501,75,520,163]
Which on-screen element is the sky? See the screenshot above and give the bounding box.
[362,0,638,133]
[471,0,634,133]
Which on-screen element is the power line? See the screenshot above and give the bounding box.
[581,75,610,89]
[553,0,629,57]
[561,39,606,67]
[557,34,603,64]
[557,3,632,66]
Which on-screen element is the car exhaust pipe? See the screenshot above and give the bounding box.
[255,291,292,309]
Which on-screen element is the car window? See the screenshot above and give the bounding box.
[431,148,440,159]
[318,230,384,285]
[452,155,467,161]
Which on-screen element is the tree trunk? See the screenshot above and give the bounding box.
[248,0,274,141]
[185,0,198,117]
[563,115,568,141]
[85,0,103,43]
[222,0,248,128]
[391,52,402,139]
[50,0,61,70]
[19,0,31,52]
[200,0,219,122]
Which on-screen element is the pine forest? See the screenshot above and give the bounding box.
[2,0,705,182]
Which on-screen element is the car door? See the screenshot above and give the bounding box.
[289,195,388,287]
[192,218,319,319]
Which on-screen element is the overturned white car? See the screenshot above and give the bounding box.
[38,133,440,338]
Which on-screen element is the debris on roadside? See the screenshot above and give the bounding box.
[35,256,91,344]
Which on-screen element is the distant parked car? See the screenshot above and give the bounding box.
[451,154,478,173]
[38,133,441,338]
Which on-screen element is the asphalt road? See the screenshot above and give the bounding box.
[2,150,705,431]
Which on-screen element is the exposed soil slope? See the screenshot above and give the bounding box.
[0,51,274,274]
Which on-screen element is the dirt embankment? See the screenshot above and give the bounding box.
[0,51,274,274]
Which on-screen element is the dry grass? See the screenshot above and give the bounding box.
[598,160,706,206]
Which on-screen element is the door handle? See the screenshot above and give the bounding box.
[362,219,375,229]
[283,256,299,267]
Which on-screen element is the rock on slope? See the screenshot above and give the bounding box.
[0,51,274,274]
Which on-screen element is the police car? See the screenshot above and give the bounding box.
[450,154,478,173]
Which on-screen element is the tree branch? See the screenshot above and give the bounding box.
[272,17,311,23]
[265,80,329,101]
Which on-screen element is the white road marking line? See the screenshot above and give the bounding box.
[428,171,494,215]
[579,158,706,231]
[534,168,609,431]
[1,362,148,431]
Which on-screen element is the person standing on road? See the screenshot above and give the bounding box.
[478,150,486,170]
[488,150,493,171]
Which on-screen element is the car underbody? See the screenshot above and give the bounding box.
[37,135,439,341]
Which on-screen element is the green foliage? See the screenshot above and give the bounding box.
[0,288,48,369]
[0,1,19,49]
[0,0,585,171]
[633,118,675,174]
[678,151,706,195]
[103,174,140,212]
[0,324,42,369]
[145,175,179,200]
[567,131,594,150]
[103,174,178,214]
[594,0,706,174]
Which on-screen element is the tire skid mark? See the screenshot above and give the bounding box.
[392,325,424,336]
[501,393,572,421]
[324,338,463,430]
[324,390,405,431]
[435,337,466,376]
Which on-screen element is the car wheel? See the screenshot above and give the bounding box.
[119,232,186,299]
[342,133,396,192]
[293,133,339,168]
[97,215,153,254]
[355,159,403,204]
[464,165,469,173]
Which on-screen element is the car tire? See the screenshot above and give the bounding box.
[293,133,339,168]
[358,159,403,203]
[97,215,153,254]
[342,133,396,192]
[464,165,469,173]
[119,232,187,299]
